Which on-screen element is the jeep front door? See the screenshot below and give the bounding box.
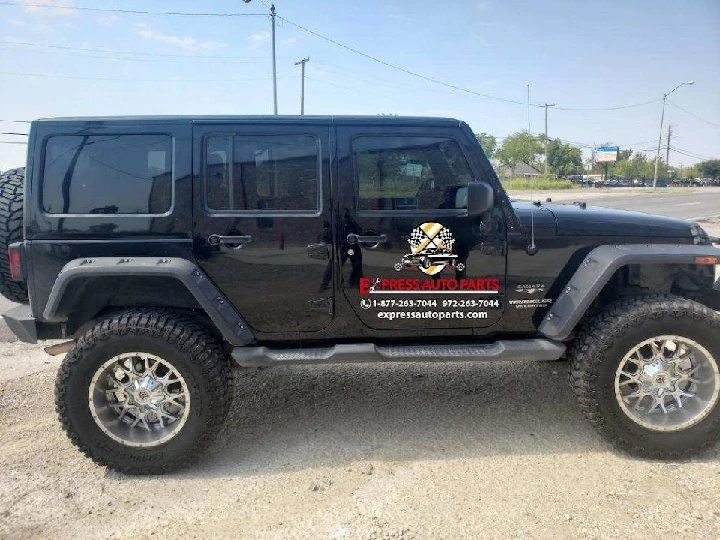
[337,126,507,331]
[192,122,333,334]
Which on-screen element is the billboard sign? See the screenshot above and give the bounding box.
[596,146,619,163]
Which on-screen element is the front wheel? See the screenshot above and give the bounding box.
[55,309,233,474]
[569,295,720,459]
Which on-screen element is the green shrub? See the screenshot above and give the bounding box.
[501,177,574,191]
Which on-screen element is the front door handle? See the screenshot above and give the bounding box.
[208,234,252,246]
[347,233,387,246]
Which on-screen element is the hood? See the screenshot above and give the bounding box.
[510,200,695,239]
[543,202,694,238]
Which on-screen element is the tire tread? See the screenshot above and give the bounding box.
[55,308,233,474]
[569,294,720,459]
[0,167,28,304]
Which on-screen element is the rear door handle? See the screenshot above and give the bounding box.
[208,234,252,246]
[347,233,387,246]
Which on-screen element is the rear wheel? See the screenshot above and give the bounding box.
[569,295,720,458]
[0,167,28,304]
[55,309,233,474]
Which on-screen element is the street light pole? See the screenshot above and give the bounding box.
[652,80,694,190]
[295,57,310,115]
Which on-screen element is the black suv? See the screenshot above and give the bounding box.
[1,116,719,474]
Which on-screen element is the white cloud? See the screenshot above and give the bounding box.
[249,31,271,43]
[137,26,227,51]
[8,19,26,27]
[23,0,76,17]
[282,37,297,46]
[97,15,119,26]
[476,0,491,9]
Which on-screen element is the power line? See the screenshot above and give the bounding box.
[277,14,529,106]
[0,1,266,17]
[669,145,717,161]
[0,71,286,83]
[0,141,27,145]
[278,14,667,112]
[668,101,720,129]
[0,120,31,124]
[0,45,268,64]
[0,4,677,113]
[0,132,28,136]
[553,98,663,112]
[0,40,277,60]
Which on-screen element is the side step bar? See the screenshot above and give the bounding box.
[231,339,565,367]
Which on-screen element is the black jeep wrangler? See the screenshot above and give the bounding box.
[1,116,719,474]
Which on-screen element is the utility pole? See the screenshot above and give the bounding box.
[666,124,672,166]
[242,1,278,114]
[295,57,310,115]
[653,80,694,189]
[270,4,278,115]
[541,103,555,177]
[527,83,531,133]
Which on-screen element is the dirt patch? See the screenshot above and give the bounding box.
[1,345,718,538]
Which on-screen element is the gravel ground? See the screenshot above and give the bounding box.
[1,344,719,539]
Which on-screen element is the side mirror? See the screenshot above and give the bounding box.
[466,181,494,216]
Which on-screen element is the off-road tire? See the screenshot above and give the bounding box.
[569,294,720,459]
[0,167,28,304]
[55,309,233,474]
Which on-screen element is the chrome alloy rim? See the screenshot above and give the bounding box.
[615,336,720,432]
[88,353,190,447]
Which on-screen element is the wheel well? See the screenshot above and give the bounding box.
[54,275,207,337]
[580,262,719,325]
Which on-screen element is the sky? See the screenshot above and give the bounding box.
[1,0,719,171]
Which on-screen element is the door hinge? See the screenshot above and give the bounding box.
[308,297,333,314]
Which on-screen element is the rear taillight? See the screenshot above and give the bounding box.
[8,243,23,281]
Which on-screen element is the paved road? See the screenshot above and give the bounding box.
[576,189,720,221]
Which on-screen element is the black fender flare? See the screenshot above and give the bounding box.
[538,244,720,341]
[43,257,255,346]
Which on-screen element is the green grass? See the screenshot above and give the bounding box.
[501,177,575,190]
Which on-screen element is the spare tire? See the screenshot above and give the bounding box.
[0,167,29,304]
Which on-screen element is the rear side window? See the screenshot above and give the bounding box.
[353,136,473,212]
[42,134,173,215]
[205,134,319,212]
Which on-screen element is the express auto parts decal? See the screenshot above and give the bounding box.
[358,222,501,321]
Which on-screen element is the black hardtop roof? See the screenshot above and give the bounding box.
[34,115,463,127]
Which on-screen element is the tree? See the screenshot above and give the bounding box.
[475,132,497,158]
[696,159,720,180]
[683,165,699,179]
[547,139,582,177]
[495,132,543,169]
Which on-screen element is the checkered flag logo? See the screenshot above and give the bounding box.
[398,222,458,276]
[409,228,426,250]
[437,227,455,251]
[408,222,454,253]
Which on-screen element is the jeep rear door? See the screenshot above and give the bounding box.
[192,119,333,334]
[336,120,507,331]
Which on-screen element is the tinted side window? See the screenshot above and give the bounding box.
[42,135,172,215]
[353,136,473,211]
[205,134,319,212]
